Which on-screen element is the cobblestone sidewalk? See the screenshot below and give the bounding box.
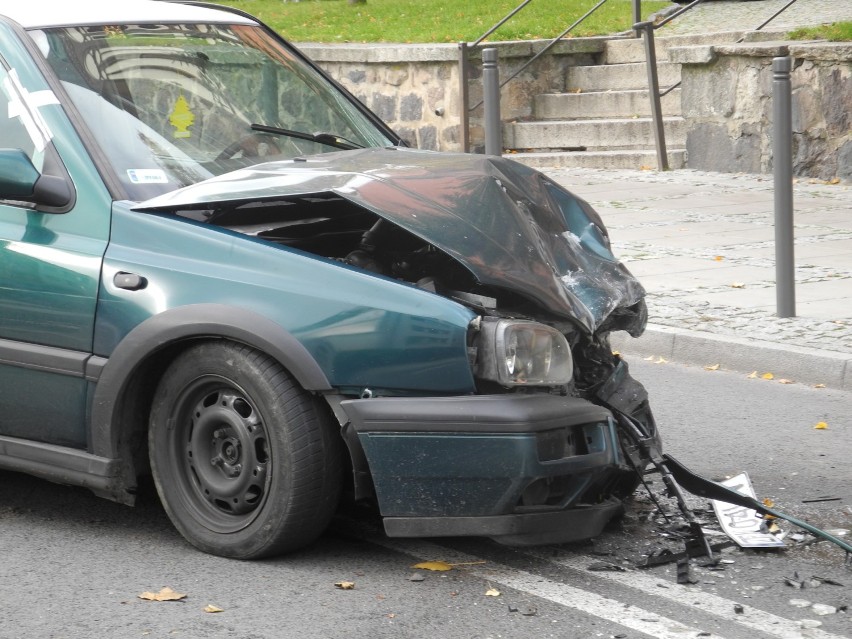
[546,168,852,360]
[658,0,852,36]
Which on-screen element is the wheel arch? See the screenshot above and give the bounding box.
[89,304,332,493]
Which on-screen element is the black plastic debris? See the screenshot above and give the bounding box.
[676,558,699,585]
[588,562,628,572]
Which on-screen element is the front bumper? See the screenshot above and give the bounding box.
[341,394,638,545]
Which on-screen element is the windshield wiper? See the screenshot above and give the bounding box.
[250,124,364,150]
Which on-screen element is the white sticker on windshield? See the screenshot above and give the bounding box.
[127,169,169,184]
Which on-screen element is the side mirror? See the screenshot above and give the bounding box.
[0,148,72,209]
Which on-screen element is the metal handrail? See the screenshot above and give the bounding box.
[458,0,613,152]
[637,0,801,169]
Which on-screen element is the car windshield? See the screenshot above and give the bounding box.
[33,22,395,200]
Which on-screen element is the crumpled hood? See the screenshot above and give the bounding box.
[135,147,646,335]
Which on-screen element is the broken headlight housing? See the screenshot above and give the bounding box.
[475,318,573,387]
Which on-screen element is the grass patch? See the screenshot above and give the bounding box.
[223,0,672,43]
[787,21,852,42]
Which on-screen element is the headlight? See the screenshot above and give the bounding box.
[475,318,573,386]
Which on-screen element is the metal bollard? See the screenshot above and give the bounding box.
[772,56,795,318]
[482,48,502,156]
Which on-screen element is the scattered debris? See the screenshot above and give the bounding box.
[485,588,501,597]
[408,573,425,582]
[785,573,805,589]
[704,364,721,371]
[203,604,224,613]
[789,599,812,608]
[798,619,823,629]
[811,576,844,587]
[734,604,745,614]
[676,558,698,585]
[138,587,186,602]
[812,603,839,616]
[814,421,829,430]
[587,561,627,572]
[334,581,356,590]
[802,497,841,504]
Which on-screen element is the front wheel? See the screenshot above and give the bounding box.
[149,341,342,559]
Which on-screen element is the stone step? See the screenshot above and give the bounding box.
[602,29,789,64]
[534,88,681,120]
[506,148,686,171]
[503,117,685,151]
[568,61,681,91]
[602,31,740,64]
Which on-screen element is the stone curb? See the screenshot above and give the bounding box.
[610,324,852,392]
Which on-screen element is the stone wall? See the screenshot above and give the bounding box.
[669,42,851,181]
[298,40,604,152]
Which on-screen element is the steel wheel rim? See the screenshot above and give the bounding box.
[167,376,272,534]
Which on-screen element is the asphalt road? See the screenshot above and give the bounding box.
[0,359,850,639]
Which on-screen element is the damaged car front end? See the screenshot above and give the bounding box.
[136,148,661,546]
[0,0,658,558]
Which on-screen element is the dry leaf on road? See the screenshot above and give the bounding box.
[412,561,452,572]
[204,605,224,613]
[485,588,501,597]
[814,422,829,430]
[730,282,746,288]
[761,373,775,380]
[138,587,186,602]
[334,581,356,590]
[704,364,720,371]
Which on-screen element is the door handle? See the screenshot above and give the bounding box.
[114,271,147,291]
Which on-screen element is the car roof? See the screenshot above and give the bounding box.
[1,0,256,29]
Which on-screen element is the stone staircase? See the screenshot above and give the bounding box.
[503,32,743,170]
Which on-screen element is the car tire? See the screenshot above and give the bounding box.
[148,341,343,559]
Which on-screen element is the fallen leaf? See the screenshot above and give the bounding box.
[731,282,746,288]
[412,561,452,572]
[778,378,794,384]
[654,357,668,364]
[763,498,775,508]
[644,355,655,361]
[386,613,396,619]
[334,581,356,590]
[611,350,620,356]
[714,255,724,262]
[204,605,224,613]
[138,587,186,602]
[761,373,775,380]
[747,371,758,379]
[704,363,720,371]
[485,588,501,597]
[814,421,829,430]
[813,383,826,389]
[828,177,840,185]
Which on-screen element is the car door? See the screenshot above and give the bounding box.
[0,30,111,448]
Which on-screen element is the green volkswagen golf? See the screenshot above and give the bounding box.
[0,0,660,559]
